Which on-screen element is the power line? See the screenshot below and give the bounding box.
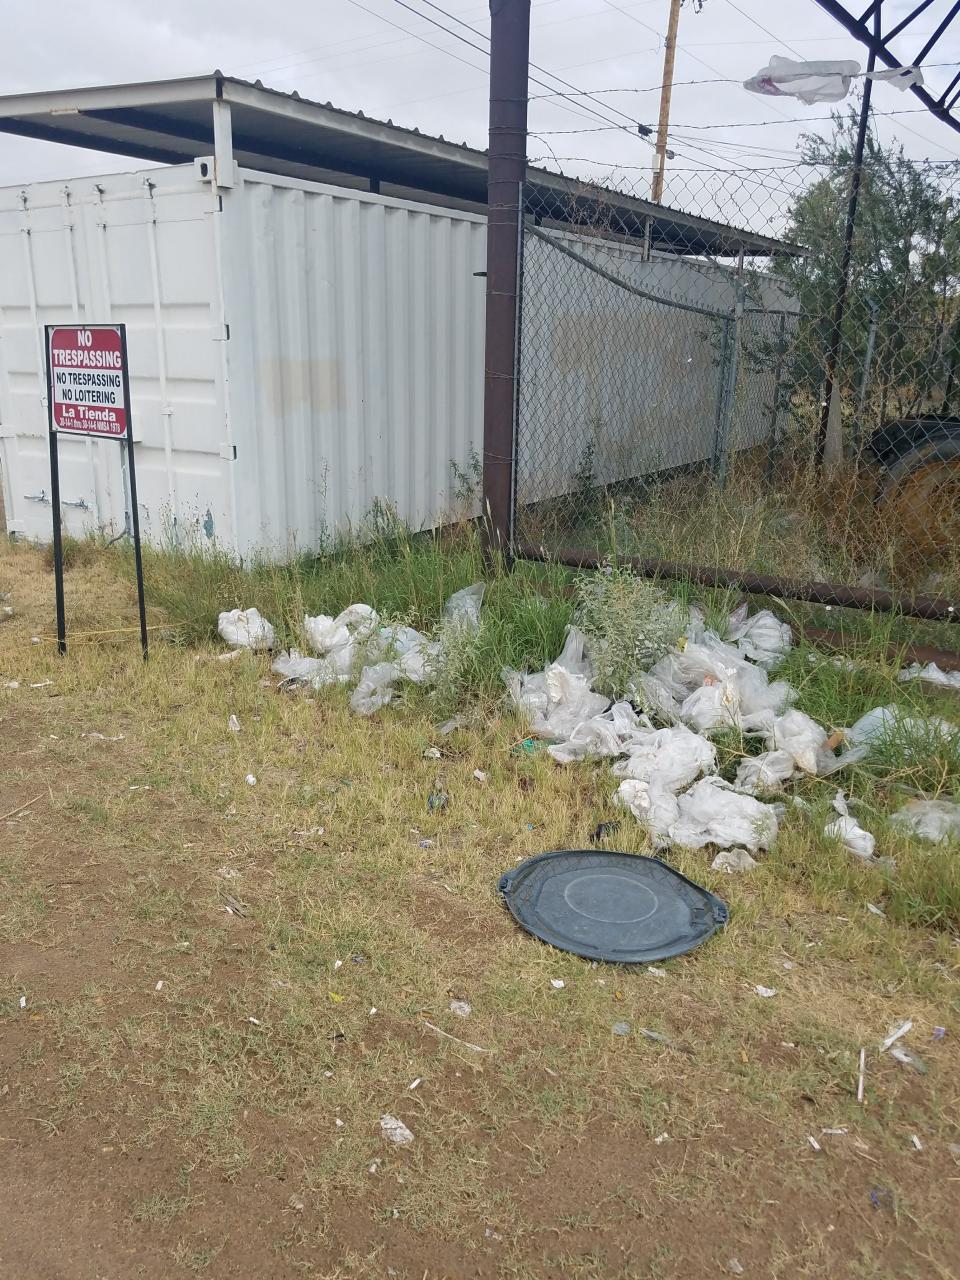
[721,0,805,59]
[532,107,931,133]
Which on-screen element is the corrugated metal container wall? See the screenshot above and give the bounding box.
[219,171,486,555]
[0,167,234,546]
[0,163,487,557]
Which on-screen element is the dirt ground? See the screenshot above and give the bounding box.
[1,538,959,1280]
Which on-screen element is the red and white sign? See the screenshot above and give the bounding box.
[48,326,129,438]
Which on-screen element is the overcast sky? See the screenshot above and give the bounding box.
[2,0,959,204]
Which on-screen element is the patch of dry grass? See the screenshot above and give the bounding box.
[1,535,959,1279]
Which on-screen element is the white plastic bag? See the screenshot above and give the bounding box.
[744,56,921,106]
[350,662,400,715]
[615,778,680,845]
[754,709,834,775]
[503,626,608,739]
[711,848,758,873]
[548,702,651,763]
[680,679,740,733]
[334,603,380,639]
[218,607,275,651]
[611,725,716,792]
[728,609,792,669]
[890,798,960,844]
[734,749,797,795]
[303,614,351,655]
[443,583,485,632]
[271,648,347,688]
[897,662,960,691]
[670,776,779,853]
[824,792,876,861]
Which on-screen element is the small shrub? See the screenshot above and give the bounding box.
[574,565,685,699]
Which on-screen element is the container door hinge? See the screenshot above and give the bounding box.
[219,443,237,461]
[212,323,230,341]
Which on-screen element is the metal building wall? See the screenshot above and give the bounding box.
[219,170,487,555]
[0,166,233,547]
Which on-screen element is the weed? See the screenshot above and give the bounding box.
[574,564,685,698]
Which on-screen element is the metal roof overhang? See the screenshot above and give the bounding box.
[0,73,798,258]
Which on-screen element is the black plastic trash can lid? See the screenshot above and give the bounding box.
[498,849,728,964]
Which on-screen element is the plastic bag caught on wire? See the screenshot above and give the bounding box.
[744,55,921,105]
[218,607,275,651]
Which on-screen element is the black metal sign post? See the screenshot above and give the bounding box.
[44,323,148,659]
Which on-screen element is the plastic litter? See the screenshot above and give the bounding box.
[744,55,922,105]
[824,792,876,861]
[380,1114,415,1146]
[890,798,960,844]
[245,774,257,786]
[449,999,472,1018]
[548,701,652,763]
[880,1019,913,1052]
[889,1046,926,1073]
[754,985,777,998]
[498,849,728,964]
[670,777,779,853]
[550,978,565,990]
[503,627,609,740]
[271,648,348,688]
[898,661,960,691]
[711,848,758,873]
[350,662,401,716]
[734,749,797,794]
[612,1021,631,1036]
[727,608,792,668]
[228,714,241,733]
[611,725,717,791]
[218,607,274,651]
[443,582,485,632]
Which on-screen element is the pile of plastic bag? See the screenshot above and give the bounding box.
[222,585,485,715]
[504,601,958,861]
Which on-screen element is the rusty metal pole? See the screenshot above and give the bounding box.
[482,0,530,560]
[650,0,682,204]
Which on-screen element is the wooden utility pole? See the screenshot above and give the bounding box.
[651,0,682,203]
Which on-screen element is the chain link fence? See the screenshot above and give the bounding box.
[512,153,960,614]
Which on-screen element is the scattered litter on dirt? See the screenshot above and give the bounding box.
[647,965,667,977]
[754,985,777,998]
[638,1027,671,1045]
[807,1135,822,1152]
[29,680,52,689]
[870,1187,896,1214]
[247,1016,262,1026]
[891,798,960,843]
[727,1260,745,1276]
[867,903,885,917]
[218,607,274,651]
[449,999,472,1018]
[155,981,164,991]
[653,1132,669,1144]
[381,1116,414,1146]
[881,1019,913,1052]
[889,1045,927,1073]
[898,661,960,691]
[612,1021,631,1036]
[82,731,125,742]
[932,1026,946,1040]
[428,787,448,812]
[911,1134,923,1151]
[711,848,758,873]
[439,716,466,735]
[228,714,241,733]
[550,978,565,989]
[857,1047,867,1102]
[245,774,257,786]
[423,1020,491,1054]
[216,648,244,663]
[423,746,442,759]
[3,680,18,689]
[473,769,487,782]
[782,960,795,970]
[821,1127,848,1136]
[18,995,26,1010]
[408,1078,422,1091]
[223,895,247,918]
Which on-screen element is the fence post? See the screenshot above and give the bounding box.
[765,312,788,483]
[713,259,744,488]
[482,0,531,559]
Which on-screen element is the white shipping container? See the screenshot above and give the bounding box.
[0,162,487,555]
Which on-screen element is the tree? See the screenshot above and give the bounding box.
[773,111,960,439]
